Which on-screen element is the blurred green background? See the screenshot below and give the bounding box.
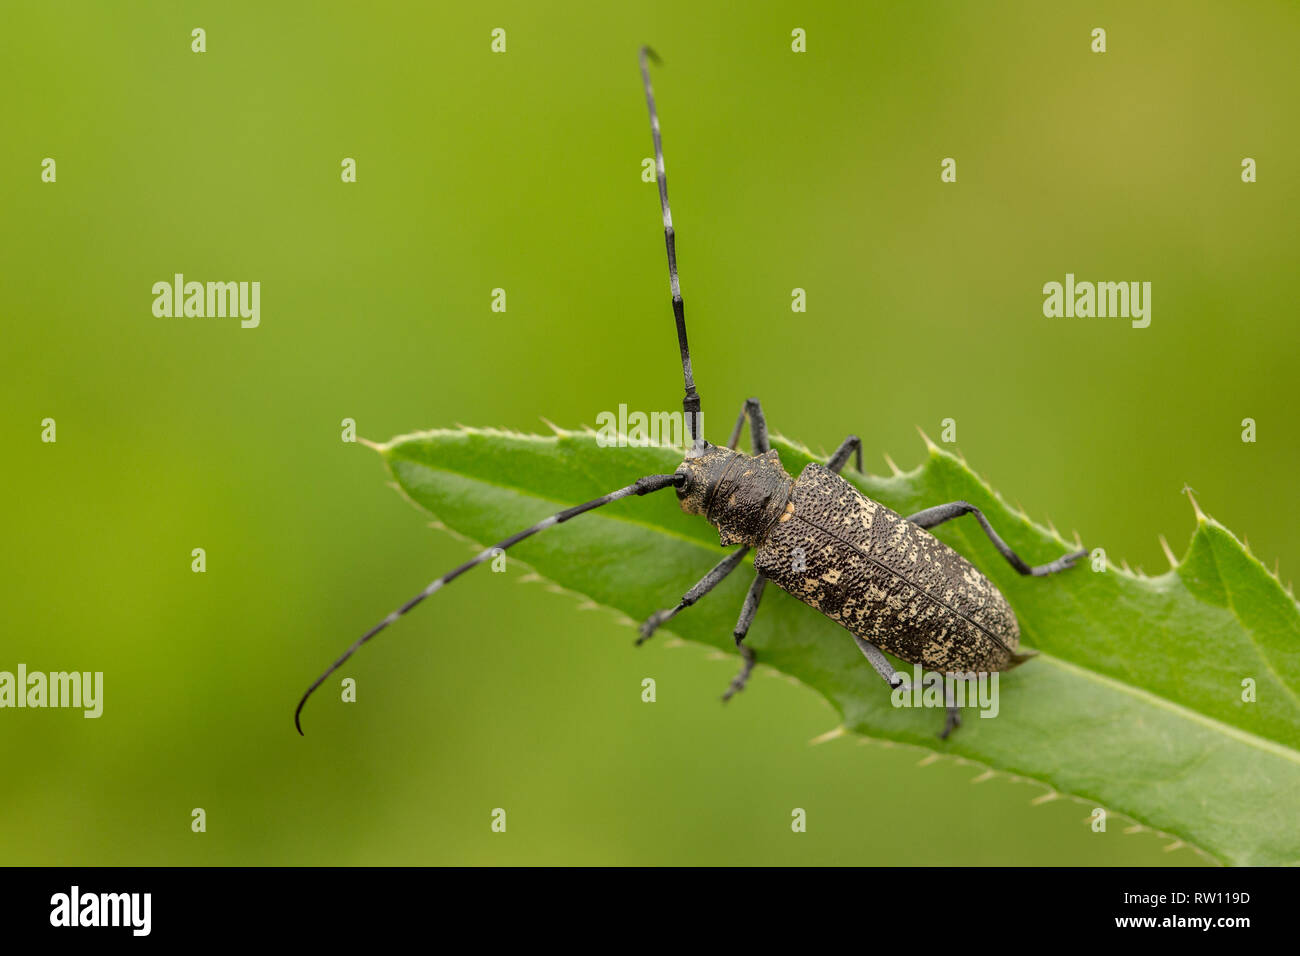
[2,1,1295,865]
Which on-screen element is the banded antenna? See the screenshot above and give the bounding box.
[294,473,683,733]
[640,46,703,446]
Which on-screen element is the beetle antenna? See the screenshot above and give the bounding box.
[294,473,684,734]
[640,46,703,446]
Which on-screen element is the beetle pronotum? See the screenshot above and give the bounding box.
[294,48,1085,737]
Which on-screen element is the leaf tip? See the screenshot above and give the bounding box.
[1182,484,1207,523]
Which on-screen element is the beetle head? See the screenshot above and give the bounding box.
[674,442,733,516]
[675,443,793,546]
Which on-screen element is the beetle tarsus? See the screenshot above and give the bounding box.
[939,706,962,740]
[721,635,757,702]
[722,574,767,700]
[1032,547,1088,576]
[636,608,678,645]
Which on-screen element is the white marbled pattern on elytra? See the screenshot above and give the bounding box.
[754,464,1021,672]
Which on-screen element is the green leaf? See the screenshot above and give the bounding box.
[377,425,1300,866]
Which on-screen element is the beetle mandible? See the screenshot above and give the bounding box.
[294,47,1086,738]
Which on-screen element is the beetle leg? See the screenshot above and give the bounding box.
[906,500,1086,577]
[722,573,767,701]
[826,434,864,475]
[726,397,770,454]
[637,547,750,644]
[851,635,962,738]
[940,682,963,740]
[851,634,902,685]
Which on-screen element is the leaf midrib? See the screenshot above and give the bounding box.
[1041,653,1300,766]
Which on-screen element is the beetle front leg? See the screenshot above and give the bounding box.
[906,500,1085,576]
[826,434,863,475]
[637,547,750,644]
[726,397,770,454]
[850,635,961,739]
[722,573,767,701]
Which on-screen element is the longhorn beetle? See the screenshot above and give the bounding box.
[294,47,1086,738]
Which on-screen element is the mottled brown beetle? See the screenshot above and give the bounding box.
[294,48,1084,737]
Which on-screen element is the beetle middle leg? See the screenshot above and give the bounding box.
[721,573,767,701]
[906,501,1086,576]
[637,547,750,644]
[851,634,962,738]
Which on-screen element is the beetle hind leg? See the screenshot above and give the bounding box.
[852,634,904,687]
[851,635,962,739]
[940,684,962,740]
[721,573,767,701]
[906,500,1086,577]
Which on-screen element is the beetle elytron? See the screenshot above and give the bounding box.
[295,48,1085,738]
